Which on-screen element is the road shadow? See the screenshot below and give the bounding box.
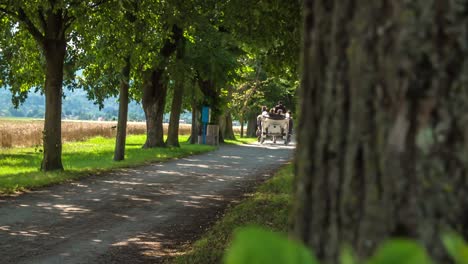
[0,143,294,264]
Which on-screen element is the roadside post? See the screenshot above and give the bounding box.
[201,106,210,144]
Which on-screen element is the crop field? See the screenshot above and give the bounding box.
[0,119,193,149]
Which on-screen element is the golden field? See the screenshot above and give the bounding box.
[0,119,193,149]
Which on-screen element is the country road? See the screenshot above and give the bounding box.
[0,142,294,264]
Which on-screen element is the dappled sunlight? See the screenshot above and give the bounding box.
[0,225,51,238]
[0,144,294,263]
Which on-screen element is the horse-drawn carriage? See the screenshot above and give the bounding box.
[257,114,291,145]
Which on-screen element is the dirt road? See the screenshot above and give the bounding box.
[0,143,294,264]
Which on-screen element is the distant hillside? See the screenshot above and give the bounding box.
[0,89,191,122]
[0,88,146,121]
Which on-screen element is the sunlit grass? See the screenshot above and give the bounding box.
[173,164,293,264]
[0,135,215,194]
[223,136,259,145]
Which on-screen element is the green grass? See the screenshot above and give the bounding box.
[223,136,259,145]
[172,164,293,264]
[0,135,215,194]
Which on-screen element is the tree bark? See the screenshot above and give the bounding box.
[113,57,131,161]
[240,115,244,138]
[166,77,185,147]
[294,0,468,262]
[142,69,167,148]
[246,114,257,138]
[190,104,201,144]
[40,18,66,171]
[141,24,183,149]
[220,111,236,140]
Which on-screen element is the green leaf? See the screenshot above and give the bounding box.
[442,232,468,264]
[340,245,359,264]
[224,226,318,264]
[366,239,432,264]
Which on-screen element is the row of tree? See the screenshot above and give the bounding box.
[0,0,301,171]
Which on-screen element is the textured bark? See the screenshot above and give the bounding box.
[40,12,67,171]
[141,25,183,148]
[142,69,167,148]
[294,0,468,262]
[166,77,185,147]
[246,114,257,138]
[240,115,244,138]
[166,37,186,147]
[220,111,236,140]
[113,57,131,161]
[190,104,201,144]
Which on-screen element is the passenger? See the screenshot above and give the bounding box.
[261,106,269,117]
[274,101,287,114]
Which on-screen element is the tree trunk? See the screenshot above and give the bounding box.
[141,25,183,148]
[220,111,236,140]
[190,103,201,144]
[294,0,468,262]
[113,57,131,161]
[246,114,257,138]
[166,78,184,147]
[142,69,167,148]
[41,38,66,171]
[240,115,244,138]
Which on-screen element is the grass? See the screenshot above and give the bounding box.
[223,136,259,145]
[172,164,293,264]
[0,135,215,194]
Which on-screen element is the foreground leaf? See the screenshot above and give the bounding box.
[224,226,318,264]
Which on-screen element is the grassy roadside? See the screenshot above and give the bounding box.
[223,136,259,145]
[0,135,215,194]
[172,164,293,264]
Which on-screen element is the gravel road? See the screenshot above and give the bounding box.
[0,142,294,264]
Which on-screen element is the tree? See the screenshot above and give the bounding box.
[76,0,148,161]
[165,37,187,147]
[141,23,183,148]
[294,1,468,262]
[0,1,110,171]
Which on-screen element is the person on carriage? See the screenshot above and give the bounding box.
[274,101,287,114]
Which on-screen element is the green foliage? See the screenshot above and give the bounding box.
[442,232,468,264]
[366,240,432,264]
[0,135,214,194]
[224,227,318,264]
[223,229,468,264]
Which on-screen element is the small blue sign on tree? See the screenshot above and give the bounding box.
[201,106,210,144]
[201,106,210,124]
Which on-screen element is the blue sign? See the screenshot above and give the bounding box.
[201,106,210,123]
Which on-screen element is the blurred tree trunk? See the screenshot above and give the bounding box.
[113,57,131,161]
[246,114,257,137]
[166,78,184,147]
[220,111,236,140]
[240,114,244,138]
[294,0,468,263]
[166,38,186,148]
[190,103,201,144]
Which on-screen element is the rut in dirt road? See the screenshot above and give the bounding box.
[0,143,294,264]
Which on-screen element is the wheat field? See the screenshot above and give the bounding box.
[0,120,193,149]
